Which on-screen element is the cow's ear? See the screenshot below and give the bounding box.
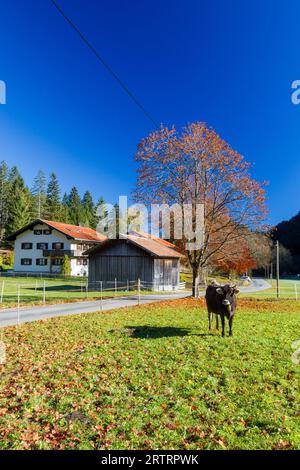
[216,288,223,295]
[234,288,240,294]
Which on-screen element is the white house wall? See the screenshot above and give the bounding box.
[13,224,88,276]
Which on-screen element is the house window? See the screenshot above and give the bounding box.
[37,243,48,250]
[76,258,88,266]
[52,258,63,266]
[52,242,64,250]
[33,229,43,235]
[43,229,52,235]
[21,243,32,250]
[36,258,48,266]
[21,258,32,265]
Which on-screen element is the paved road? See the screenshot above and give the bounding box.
[238,278,271,293]
[0,293,190,328]
[0,278,271,328]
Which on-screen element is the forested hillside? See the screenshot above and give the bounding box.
[275,212,300,273]
[0,161,105,240]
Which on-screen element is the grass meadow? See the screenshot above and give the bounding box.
[0,276,175,308]
[0,297,299,450]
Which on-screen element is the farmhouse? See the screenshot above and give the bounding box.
[6,219,106,276]
[85,232,182,290]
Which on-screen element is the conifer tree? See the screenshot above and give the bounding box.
[0,161,10,239]
[46,173,61,221]
[6,176,31,235]
[31,170,47,219]
[67,187,83,225]
[82,191,96,228]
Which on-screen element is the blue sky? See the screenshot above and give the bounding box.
[0,0,300,224]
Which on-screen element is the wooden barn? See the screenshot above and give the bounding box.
[85,233,181,291]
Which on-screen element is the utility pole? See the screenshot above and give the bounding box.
[270,262,273,280]
[276,241,280,298]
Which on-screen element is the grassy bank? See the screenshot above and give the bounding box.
[0,298,299,450]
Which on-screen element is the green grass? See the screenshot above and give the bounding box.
[0,298,299,450]
[0,276,175,307]
[242,279,300,300]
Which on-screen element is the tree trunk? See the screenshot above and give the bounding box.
[192,268,200,297]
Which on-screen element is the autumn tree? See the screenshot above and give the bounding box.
[134,122,268,296]
[212,235,257,276]
[245,231,272,272]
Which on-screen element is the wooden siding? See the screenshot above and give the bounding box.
[94,239,147,257]
[89,255,153,286]
[88,239,180,290]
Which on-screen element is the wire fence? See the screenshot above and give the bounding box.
[0,271,87,280]
[0,277,187,309]
[2,274,299,312]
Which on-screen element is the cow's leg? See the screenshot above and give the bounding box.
[220,314,225,337]
[208,312,213,330]
[216,315,219,330]
[229,315,233,337]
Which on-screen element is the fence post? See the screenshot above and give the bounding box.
[127,279,129,292]
[17,285,20,325]
[100,281,103,311]
[295,283,298,301]
[43,280,46,304]
[0,281,4,303]
[86,281,88,299]
[35,279,38,292]
[138,278,141,305]
[114,278,117,297]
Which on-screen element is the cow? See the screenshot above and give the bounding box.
[205,283,240,337]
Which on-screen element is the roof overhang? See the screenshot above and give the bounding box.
[83,235,182,259]
[5,219,105,243]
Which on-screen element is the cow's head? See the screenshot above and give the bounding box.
[216,284,240,312]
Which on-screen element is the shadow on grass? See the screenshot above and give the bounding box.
[123,325,192,339]
[27,284,81,292]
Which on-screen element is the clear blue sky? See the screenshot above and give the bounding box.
[0,0,300,224]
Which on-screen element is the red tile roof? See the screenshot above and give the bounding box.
[42,220,106,242]
[6,219,181,257]
[129,230,178,249]
[127,234,181,258]
[85,233,182,258]
[6,219,106,243]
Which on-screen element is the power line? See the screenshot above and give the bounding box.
[49,0,159,128]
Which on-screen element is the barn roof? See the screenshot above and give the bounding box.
[84,233,182,259]
[6,219,107,243]
[129,230,178,249]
